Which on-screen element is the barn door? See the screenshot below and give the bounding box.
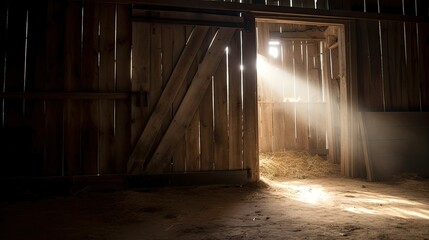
[128,9,258,180]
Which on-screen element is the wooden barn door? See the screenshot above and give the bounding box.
[129,10,258,181]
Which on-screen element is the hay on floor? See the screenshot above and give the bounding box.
[260,151,340,179]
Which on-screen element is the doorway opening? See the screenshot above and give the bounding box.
[256,19,346,180]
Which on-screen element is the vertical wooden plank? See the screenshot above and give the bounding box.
[367,20,384,111]
[294,41,307,104]
[325,43,341,164]
[295,102,308,150]
[81,2,100,175]
[199,83,214,171]
[356,20,384,111]
[131,21,149,150]
[64,0,82,176]
[214,55,229,170]
[293,40,308,150]
[272,103,285,151]
[25,0,47,176]
[185,111,200,171]
[3,2,26,127]
[419,23,429,110]
[44,0,66,176]
[258,103,272,152]
[356,20,371,111]
[172,138,186,172]
[315,103,327,153]
[149,23,162,119]
[282,41,296,150]
[228,30,243,170]
[243,14,259,182]
[115,4,131,174]
[256,22,274,153]
[256,22,270,105]
[98,3,116,174]
[307,41,319,152]
[2,2,27,176]
[381,21,407,111]
[0,2,6,102]
[405,22,420,111]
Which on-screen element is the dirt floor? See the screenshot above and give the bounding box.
[1,152,429,240]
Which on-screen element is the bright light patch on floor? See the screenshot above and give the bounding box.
[262,176,429,220]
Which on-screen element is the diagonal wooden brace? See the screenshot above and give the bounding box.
[127,26,209,174]
[144,28,236,174]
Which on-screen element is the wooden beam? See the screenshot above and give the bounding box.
[144,28,236,174]
[0,92,130,99]
[270,30,325,40]
[76,0,429,23]
[126,26,209,174]
[132,9,245,28]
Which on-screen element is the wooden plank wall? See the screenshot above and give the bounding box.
[257,22,327,154]
[131,21,252,174]
[0,0,131,177]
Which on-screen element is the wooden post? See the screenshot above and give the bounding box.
[242,14,259,182]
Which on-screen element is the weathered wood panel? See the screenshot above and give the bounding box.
[2,2,28,176]
[404,22,420,111]
[64,1,82,176]
[114,4,132,174]
[44,0,66,176]
[131,21,149,156]
[185,111,200,171]
[199,84,214,171]
[259,103,272,152]
[25,1,48,176]
[214,55,229,170]
[228,30,243,170]
[419,23,429,110]
[356,20,384,111]
[98,4,116,174]
[145,28,236,174]
[381,21,407,111]
[81,2,100,175]
[128,26,209,174]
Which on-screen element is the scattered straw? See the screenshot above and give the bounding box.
[260,151,340,180]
